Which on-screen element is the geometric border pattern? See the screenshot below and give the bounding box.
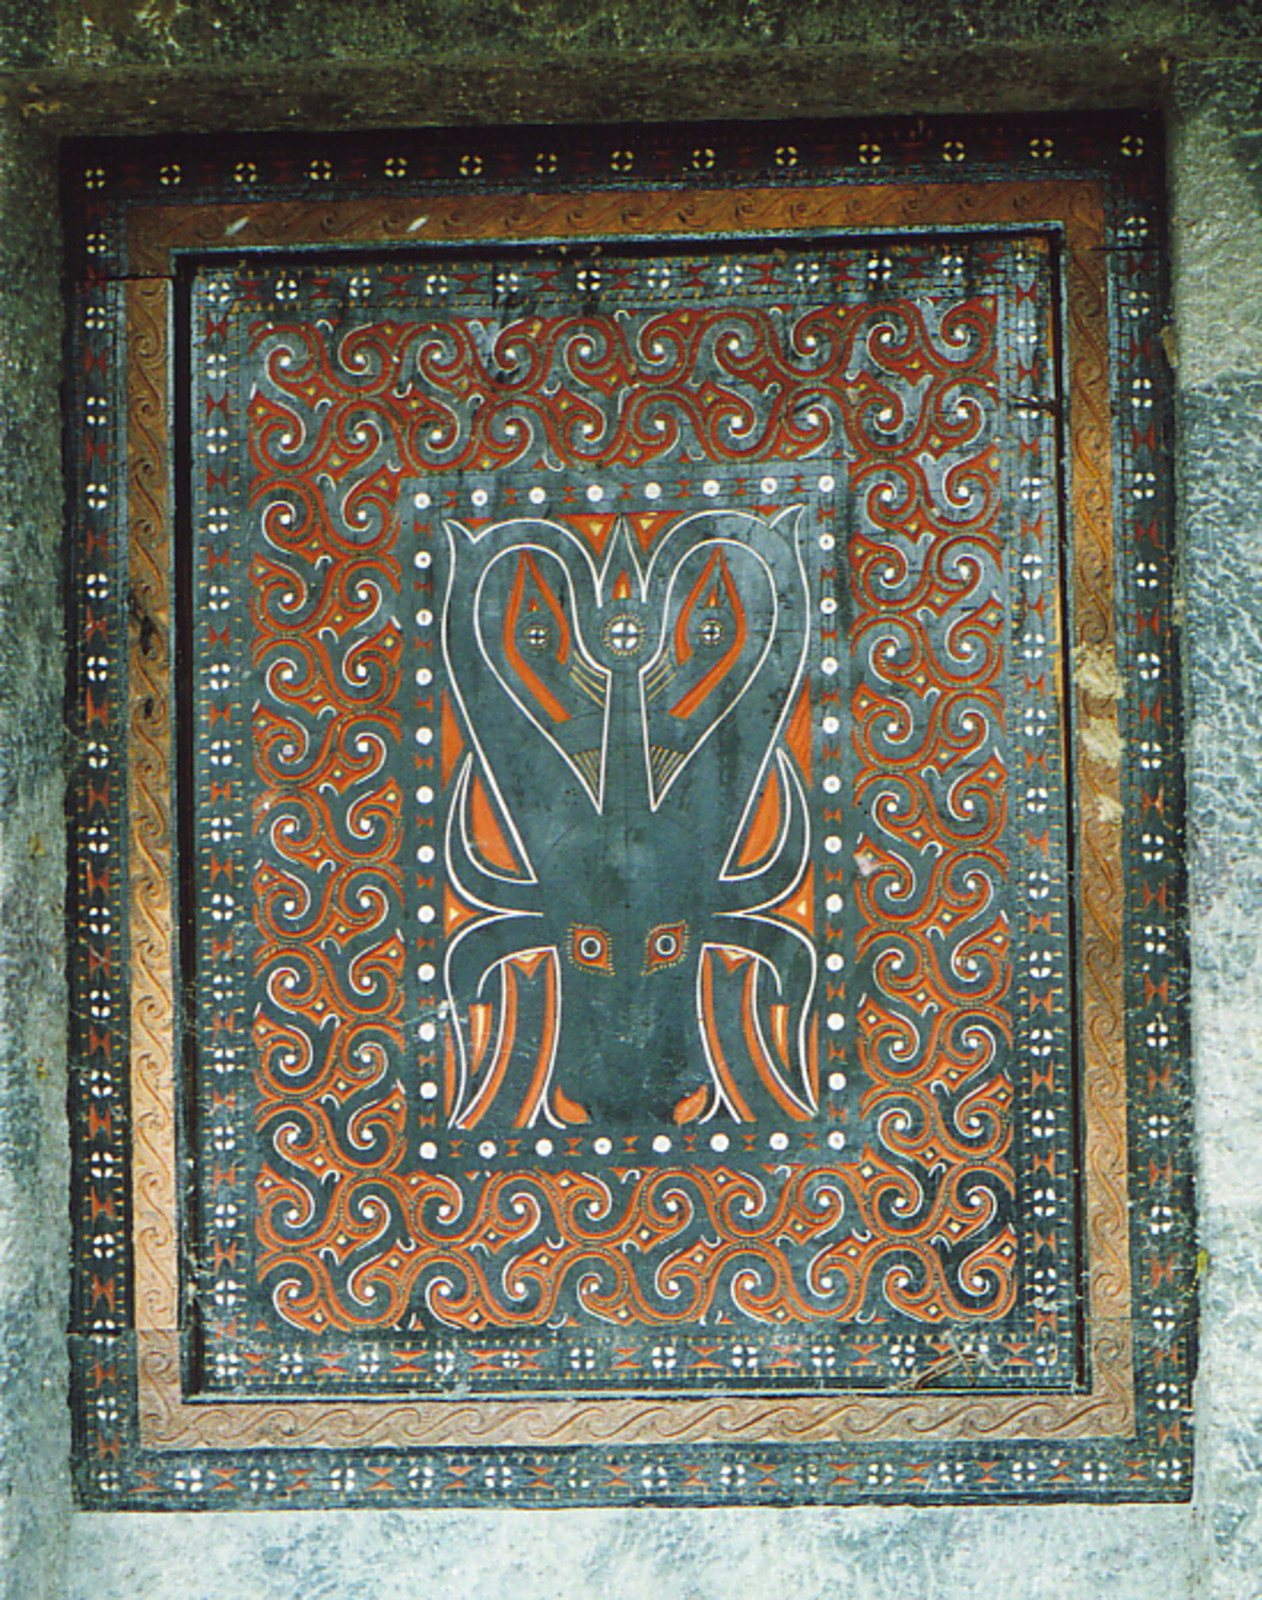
[63,109,1192,1506]
[198,245,1050,1384]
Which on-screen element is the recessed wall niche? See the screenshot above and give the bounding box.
[64,112,1192,1508]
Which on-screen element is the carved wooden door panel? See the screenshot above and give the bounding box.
[192,237,1054,1349]
[66,117,1190,1506]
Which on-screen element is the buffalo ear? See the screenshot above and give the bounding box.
[639,509,809,818]
[442,517,610,818]
[473,542,610,809]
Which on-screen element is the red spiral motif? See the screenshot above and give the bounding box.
[248,282,1016,1331]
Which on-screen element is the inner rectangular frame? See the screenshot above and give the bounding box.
[181,233,1075,1398]
[120,176,1132,1453]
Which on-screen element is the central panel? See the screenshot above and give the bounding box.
[185,234,1074,1395]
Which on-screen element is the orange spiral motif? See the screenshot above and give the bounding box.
[251,301,997,475]
[250,429,406,1120]
[249,273,1017,1333]
[843,285,1016,1320]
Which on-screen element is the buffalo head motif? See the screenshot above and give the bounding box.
[437,500,818,1131]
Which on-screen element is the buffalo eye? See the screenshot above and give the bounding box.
[569,924,613,974]
[696,614,726,649]
[644,921,688,973]
[521,617,554,653]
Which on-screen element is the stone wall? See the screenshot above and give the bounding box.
[1174,62,1262,1600]
[0,108,71,1600]
[2,5,1261,1597]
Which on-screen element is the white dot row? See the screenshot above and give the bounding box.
[414,474,837,514]
[415,1125,848,1162]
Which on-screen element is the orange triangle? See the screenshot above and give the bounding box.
[785,678,812,783]
[511,949,550,980]
[469,774,520,875]
[767,864,815,936]
[612,569,632,601]
[734,768,783,869]
[626,511,676,553]
[441,692,465,788]
[443,884,480,938]
[559,513,617,557]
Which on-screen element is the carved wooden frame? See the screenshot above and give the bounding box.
[66,114,1189,1507]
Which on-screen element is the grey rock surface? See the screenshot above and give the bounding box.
[1175,61,1262,1600]
[0,11,1260,1600]
[67,1504,1198,1600]
[0,109,71,1600]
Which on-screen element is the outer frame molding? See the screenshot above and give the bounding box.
[64,112,1190,1508]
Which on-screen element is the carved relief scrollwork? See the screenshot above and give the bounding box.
[118,174,1140,1465]
[126,277,178,1333]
